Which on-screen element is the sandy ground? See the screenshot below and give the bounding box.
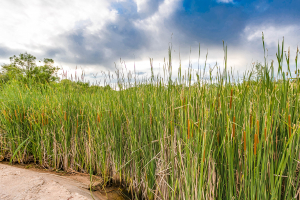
[0,163,128,200]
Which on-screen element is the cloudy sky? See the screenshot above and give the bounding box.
[0,0,299,82]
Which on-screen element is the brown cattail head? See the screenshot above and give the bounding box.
[97,113,100,123]
[187,119,190,139]
[64,112,67,121]
[243,131,246,152]
[264,127,267,141]
[288,114,291,138]
[232,116,236,138]
[217,133,220,145]
[229,89,233,109]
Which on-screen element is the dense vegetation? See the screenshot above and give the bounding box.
[0,38,300,199]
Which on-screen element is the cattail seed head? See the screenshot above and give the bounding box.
[97,113,100,123]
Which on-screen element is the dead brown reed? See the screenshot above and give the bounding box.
[288,114,291,138]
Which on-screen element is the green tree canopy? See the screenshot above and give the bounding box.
[0,53,60,85]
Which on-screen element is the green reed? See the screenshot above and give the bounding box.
[0,35,300,199]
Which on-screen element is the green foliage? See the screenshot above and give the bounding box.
[0,53,59,85]
[0,37,300,199]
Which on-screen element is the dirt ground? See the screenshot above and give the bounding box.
[0,163,129,200]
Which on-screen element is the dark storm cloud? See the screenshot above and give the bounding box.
[0,46,14,59]
[44,0,300,69]
[59,15,151,69]
[44,47,66,59]
[0,45,26,61]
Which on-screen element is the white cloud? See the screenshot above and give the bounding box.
[134,0,180,31]
[216,0,234,4]
[244,24,300,45]
[243,24,300,58]
[241,23,300,74]
[134,0,149,12]
[133,0,182,53]
[0,0,118,54]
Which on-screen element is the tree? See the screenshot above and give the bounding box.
[0,53,60,85]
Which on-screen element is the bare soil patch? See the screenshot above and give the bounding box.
[0,162,129,200]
